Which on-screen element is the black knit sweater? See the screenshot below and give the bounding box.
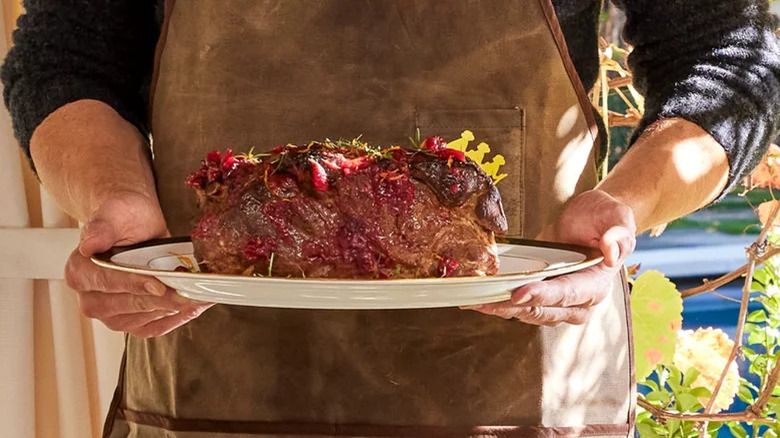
[3,0,780,194]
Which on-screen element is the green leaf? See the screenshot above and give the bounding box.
[689,386,711,399]
[646,390,671,404]
[636,410,654,422]
[754,268,770,285]
[743,346,758,361]
[641,378,661,392]
[668,365,682,393]
[681,367,700,388]
[748,325,767,346]
[632,271,683,380]
[637,422,664,438]
[737,382,757,404]
[667,419,681,436]
[727,422,749,438]
[706,422,723,436]
[748,309,768,323]
[675,393,703,412]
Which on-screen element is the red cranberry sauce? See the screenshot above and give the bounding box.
[242,236,276,261]
[437,255,460,277]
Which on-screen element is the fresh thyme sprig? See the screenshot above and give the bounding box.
[322,136,398,160]
[235,146,271,162]
[408,128,422,149]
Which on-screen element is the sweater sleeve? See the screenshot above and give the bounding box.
[0,0,160,166]
[612,0,780,196]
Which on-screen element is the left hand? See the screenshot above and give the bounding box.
[464,189,637,326]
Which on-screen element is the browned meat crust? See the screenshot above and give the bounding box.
[186,138,507,279]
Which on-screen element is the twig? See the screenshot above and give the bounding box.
[608,76,633,89]
[701,256,755,413]
[709,290,742,304]
[607,111,641,127]
[751,356,780,416]
[613,87,640,117]
[638,398,774,424]
[680,246,780,298]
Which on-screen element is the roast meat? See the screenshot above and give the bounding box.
[185,137,507,279]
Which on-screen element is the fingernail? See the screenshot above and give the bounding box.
[145,282,166,296]
[513,294,533,305]
[611,244,620,263]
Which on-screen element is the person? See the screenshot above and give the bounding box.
[3,1,778,437]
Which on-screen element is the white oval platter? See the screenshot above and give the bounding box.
[92,237,601,310]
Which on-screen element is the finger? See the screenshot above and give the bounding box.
[76,289,189,319]
[599,225,635,268]
[131,302,215,338]
[101,309,178,332]
[510,263,615,307]
[469,303,594,326]
[66,249,167,296]
[79,218,120,257]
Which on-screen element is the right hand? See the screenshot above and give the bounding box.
[65,191,213,338]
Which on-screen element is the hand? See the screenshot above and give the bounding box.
[465,189,636,326]
[65,191,213,338]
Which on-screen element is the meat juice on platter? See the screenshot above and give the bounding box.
[185,136,508,279]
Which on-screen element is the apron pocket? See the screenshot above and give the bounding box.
[415,108,525,236]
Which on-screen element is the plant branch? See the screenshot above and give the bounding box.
[638,398,775,424]
[702,257,755,415]
[696,203,780,437]
[608,76,633,88]
[680,246,780,299]
[751,354,780,416]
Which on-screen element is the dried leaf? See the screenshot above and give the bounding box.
[749,144,780,189]
[758,200,780,227]
[649,223,667,237]
[626,264,642,276]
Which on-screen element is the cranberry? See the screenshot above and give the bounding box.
[337,221,379,274]
[206,166,223,183]
[391,149,408,161]
[308,158,329,192]
[222,153,238,173]
[321,159,341,171]
[336,155,373,171]
[186,168,208,188]
[206,150,222,165]
[421,136,447,152]
[375,176,415,213]
[243,236,276,261]
[437,255,459,277]
[436,148,466,162]
[192,213,218,239]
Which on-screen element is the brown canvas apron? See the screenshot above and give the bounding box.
[104,1,635,437]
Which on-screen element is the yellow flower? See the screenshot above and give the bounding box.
[672,328,739,413]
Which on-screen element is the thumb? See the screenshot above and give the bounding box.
[79,218,120,257]
[599,225,636,268]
